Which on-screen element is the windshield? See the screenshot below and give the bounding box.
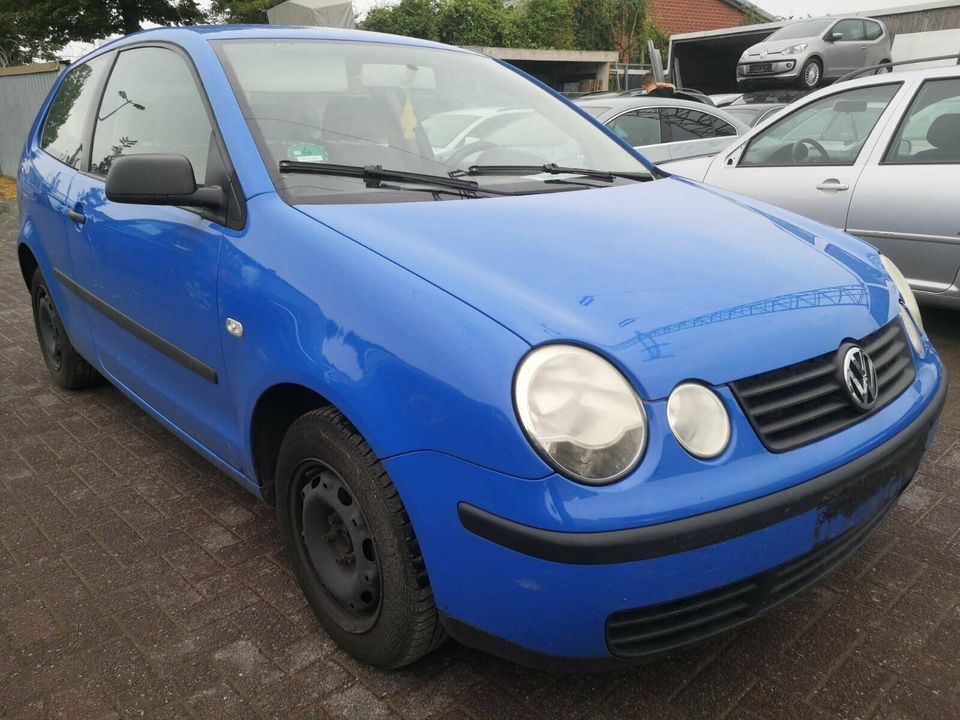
[766,19,832,41]
[215,39,649,203]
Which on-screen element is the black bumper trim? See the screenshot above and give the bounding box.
[458,373,946,565]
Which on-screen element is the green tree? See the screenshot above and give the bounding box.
[210,0,279,24]
[572,0,614,51]
[504,0,576,50]
[361,0,439,41]
[0,0,206,64]
[436,0,504,46]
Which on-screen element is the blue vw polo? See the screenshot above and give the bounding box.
[17,26,946,669]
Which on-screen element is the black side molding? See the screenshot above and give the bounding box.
[54,269,218,384]
[459,372,947,565]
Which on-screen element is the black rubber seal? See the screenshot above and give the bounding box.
[459,372,947,565]
[54,268,218,384]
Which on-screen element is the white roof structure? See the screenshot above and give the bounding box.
[266,0,356,29]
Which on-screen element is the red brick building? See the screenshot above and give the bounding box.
[647,0,771,37]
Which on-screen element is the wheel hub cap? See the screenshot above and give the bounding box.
[300,467,380,628]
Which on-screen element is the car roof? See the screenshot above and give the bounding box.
[90,25,477,56]
[831,62,960,89]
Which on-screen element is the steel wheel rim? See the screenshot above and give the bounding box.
[36,287,62,371]
[295,460,382,633]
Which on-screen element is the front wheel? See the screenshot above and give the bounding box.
[797,59,822,89]
[275,407,445,668]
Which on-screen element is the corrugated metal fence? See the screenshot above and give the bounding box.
[0,62,62,177]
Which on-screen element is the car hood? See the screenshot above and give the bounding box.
[744,38,814,56]
[297,178,896,399]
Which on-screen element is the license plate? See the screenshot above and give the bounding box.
[749,63,773,74]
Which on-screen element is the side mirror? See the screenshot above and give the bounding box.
[828,32,843,42]
[105,154,223,209]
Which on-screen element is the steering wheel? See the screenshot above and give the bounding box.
[792,138,830,163]
[447,140,498,167]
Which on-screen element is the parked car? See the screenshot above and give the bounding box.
[582,87,716,105]
[723,102,788,127]
[738,16,892,90]
[18,26,945,670]
[668,65,960,309]
[575,96,749,163]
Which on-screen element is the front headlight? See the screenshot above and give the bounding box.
[514,344,647,484]
[783,43,808,55]
[880,255,923,331]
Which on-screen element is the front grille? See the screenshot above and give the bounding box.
[731,319,915,452]
[606,490,899,657]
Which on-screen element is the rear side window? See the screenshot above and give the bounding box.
[90,47,213,182]
[662,108,737,141]
[41,54,112,168]
[885,78,960,164]
[608,110,661,146]
[864,21,883,41]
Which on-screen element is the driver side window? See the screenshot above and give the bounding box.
[739,84,900,167]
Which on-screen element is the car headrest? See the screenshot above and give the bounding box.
[927,113,960,151]
[322,96,404,146]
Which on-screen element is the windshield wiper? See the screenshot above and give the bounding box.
[450,162,656,182]
[279,161,492,194]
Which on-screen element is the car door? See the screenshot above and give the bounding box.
[847,76,960,297]
[701,82,903,229]
[604,108,664,160]
[19,53,114,361]
[824,20,867,79]
[659,107,740,162]
[62,44,244,467]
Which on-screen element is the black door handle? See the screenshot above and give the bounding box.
[67,209,85,225]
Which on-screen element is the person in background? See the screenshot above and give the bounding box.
[641,72,676,97]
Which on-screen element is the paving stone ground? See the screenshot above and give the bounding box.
[1,206,959,720]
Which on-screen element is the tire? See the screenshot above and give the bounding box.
[797,58,822,89]
[30,268,102,390]
[275,407,445,668]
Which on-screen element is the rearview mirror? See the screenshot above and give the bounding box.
[105,154,223,209]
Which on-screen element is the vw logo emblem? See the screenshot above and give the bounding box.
[760,50,768,59]
[842,346,878,411]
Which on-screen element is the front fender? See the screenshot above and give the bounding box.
[219,194,551,482]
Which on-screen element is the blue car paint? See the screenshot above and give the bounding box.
[16,25,945,663]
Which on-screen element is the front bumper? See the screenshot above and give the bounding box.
[737,59,799,79]
[384,358,945,668]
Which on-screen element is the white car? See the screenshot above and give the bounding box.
[421,107,532,161]
[668,64,960,309]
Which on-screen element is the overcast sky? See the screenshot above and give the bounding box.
[752,0,918,17]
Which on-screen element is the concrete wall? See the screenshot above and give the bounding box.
[0,63,61,177]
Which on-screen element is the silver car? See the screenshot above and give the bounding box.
[738,16,892,91]
[575,97,749,164]
[669,65,960,309]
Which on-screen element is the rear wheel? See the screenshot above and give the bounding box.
[797,59,822,89]
[275,407,445,668]
[30,268,102,390]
